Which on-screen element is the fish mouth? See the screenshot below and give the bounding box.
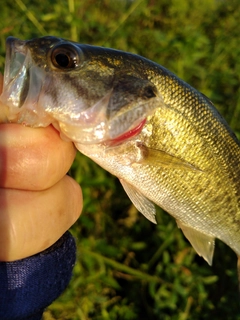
[0,37,46,124]
[4,37,27,86]
[2,37,30,109]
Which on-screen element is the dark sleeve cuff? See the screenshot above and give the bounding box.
[0,231,76,320]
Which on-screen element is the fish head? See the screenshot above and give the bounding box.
[0,36,162,144]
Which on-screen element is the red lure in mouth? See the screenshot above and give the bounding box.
[108,118,146,146]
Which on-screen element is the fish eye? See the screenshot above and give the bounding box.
[51,44,81,69]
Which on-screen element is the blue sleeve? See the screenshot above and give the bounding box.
[0,231,76,320]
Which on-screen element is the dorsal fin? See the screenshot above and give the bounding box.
[177,220,215,265]
[120,179,157,224]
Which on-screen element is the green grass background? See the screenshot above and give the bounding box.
[1,0,240,319]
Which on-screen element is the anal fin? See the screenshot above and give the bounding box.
[177,220,215,265]
[120,179,157,224]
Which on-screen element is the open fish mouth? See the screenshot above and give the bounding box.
[0,37,48,125]
[1,37,30,110]
[2,37,34,109]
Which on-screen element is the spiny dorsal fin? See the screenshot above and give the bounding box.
[120,179,157,224]
[177,220,215,265]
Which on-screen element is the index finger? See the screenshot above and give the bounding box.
[0,123,77,190]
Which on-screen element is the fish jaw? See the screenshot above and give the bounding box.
[0,37,53,126]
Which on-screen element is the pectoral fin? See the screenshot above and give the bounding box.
[137,144,201,172]
[177,220,215,265]
[120,179,157,224]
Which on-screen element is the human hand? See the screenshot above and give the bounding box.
[0,73,82,261]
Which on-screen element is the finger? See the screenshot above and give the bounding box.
[0,175,82,261]
[0,124,76,190]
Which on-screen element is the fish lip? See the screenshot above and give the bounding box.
[4,37,28,87]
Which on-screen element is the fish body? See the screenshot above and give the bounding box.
[1,36,240,268]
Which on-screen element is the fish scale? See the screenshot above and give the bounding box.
[1,36,240,292]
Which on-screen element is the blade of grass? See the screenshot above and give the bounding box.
[15,0,46,35]
[102,0,144,45]
[80,246,169,285]
[68,0,78,41]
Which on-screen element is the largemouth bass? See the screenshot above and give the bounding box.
[1,36,240,281]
